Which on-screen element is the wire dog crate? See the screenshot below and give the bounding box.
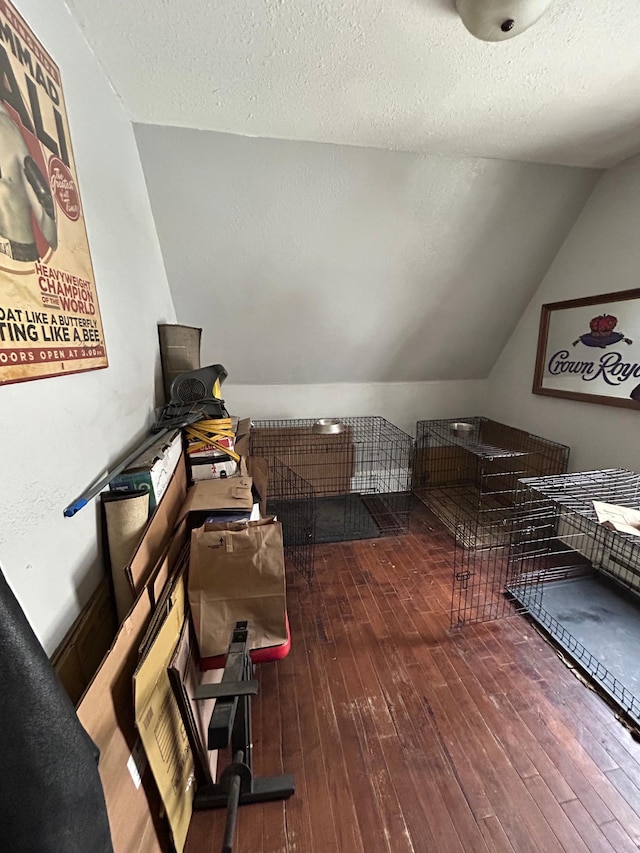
[508,469,640,728]
[412,417,570,626]
[250,417,413,545]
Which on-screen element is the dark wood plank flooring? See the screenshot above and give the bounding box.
[186,503,640,852]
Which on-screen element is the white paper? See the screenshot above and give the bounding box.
[126,738,147,789]
[593,501,640,537]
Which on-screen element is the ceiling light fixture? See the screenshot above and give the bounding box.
[455,0,553,41]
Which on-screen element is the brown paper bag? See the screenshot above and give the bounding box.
[188,517,287,657]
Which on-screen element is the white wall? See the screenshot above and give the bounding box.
[486,155,640,473]
[225,379,487,436]
[134,126,598,385]
[0,0,175,653]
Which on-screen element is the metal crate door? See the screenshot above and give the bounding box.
[450,478,556,627]
[451,498,517,627]
[266,459,316,584]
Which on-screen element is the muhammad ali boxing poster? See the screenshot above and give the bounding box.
[0,0,107,385]
[533,288,640,410]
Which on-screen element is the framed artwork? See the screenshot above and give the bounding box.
[0,0,107,385]
[533,288,640,410]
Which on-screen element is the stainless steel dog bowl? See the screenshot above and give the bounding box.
[450,421,475,437]
[312,418,345,435]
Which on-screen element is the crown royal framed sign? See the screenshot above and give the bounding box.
[533,288,640,410]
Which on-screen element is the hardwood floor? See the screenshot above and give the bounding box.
[185,503,640,852]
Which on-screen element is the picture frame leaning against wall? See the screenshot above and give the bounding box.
[533,288,640,410]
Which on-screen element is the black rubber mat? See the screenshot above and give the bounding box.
[269,494,381,545]
[511,572,640,727]
[312,494,381,544]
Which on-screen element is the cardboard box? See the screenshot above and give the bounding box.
[51,576,118,706]
[187,433,235,459]
[124,456,189,600]
[246,455,268,517]
[133,575,193,853]
[77,589,170,853]
[190,457,238,481]
[234,417,252,458]
[110,430,183,512]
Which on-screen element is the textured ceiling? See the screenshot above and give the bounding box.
[67,0,640,168]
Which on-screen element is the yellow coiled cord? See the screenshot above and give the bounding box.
[185,418,240,462]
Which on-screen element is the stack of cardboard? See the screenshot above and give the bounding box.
[76,431,274,853]
[51,577,117,706]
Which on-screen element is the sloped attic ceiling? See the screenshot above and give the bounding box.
[69,0,640,169]
[134,127,598,384]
